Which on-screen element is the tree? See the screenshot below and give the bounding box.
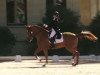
[0,26,16,55]
[43,5,80,33]
[87,11,100,55]
[88,12,100,41]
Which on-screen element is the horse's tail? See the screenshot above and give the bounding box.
[76,31,98,42]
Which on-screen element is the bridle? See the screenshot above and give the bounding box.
[26,25,48,42]
[27,28,41,42]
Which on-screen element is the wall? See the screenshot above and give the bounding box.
[66,0,80,15]
[79,0,91,25]
[0,0,99,26]
[90,0,98,19]
[0,0,6,26]
[27,0,46,24]
[0,0,46,55]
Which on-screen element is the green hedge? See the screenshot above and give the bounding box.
[87,11,100,55]
[88,12,100,41]
[0,26,16,56]
[43,5,81,33]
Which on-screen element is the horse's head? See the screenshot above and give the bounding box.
[25,25,34,42]
[25,25,48,42]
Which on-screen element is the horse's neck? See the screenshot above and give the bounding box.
[35,28,48,40]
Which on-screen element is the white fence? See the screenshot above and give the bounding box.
[0,55,100,61]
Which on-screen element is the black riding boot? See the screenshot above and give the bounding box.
[50,37,55,48]
[56,31,61,39]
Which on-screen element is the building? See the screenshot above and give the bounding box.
[0,0,100,55]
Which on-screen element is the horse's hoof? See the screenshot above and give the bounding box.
[72,63,77,66]
[39,59,42,62]
[42,64,46,67]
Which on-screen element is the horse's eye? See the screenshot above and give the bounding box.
[27,30,28,32]
[31,31,33,34]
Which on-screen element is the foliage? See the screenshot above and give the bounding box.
[77,14,100,55]
[84,11,100,55]
[88,12,100,41]
[0,26,16,55]
[43,5,81,33]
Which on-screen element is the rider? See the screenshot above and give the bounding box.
[49,11,61,47]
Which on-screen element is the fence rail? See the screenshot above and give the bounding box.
[0,55,100,61]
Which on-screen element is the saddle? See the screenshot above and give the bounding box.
[48,28,63,44]
[43,25,64,47]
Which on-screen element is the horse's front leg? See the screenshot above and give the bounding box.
[34,49,42,62]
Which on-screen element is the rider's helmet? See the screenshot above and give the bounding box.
[53,11,60,21]
[54,11,59,17]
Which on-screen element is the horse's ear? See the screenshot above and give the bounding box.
[25,25,27,27]
[81,30,84,32]
[25,25,30,28]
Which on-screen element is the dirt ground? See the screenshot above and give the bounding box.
[0,59,100,75]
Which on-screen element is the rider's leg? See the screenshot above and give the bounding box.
[48,28,56,47]
[53,27,61,39]
[50,36,55,47]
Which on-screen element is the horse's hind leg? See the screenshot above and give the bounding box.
[72,50,80,66]
[66,47,80,66]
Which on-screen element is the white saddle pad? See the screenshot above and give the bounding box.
[49,28,63,44]
[49,28,56,38]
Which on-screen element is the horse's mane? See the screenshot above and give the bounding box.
[32,25,49,32]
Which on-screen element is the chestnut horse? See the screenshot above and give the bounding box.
[26,25,97,66]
